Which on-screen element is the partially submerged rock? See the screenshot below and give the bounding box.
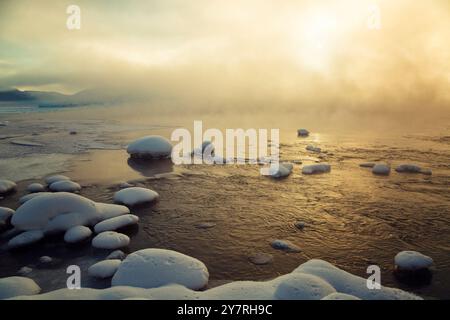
[112,248,209,290]
[248,253,273,265]
[88,260,122,279]
[8,230,45,249]
[394,251,433,272]
[39,256,53,264]
[372,163,390,175]
[64,226,92,244]
[106,250,126,260]
[302,163,331,175]
[49,180,81,193]
[27,183,45,193]
[306,145,321,153]
[92,231,130,249]
[396,164,432,175]
[266,163,293,178]
[94,214,139,233]
[45,175,71,185]
[127,135,173,159]
[271,239,301,253]
[359,162,376,168]
[0,277,41,299]
[113,187,159,206]
[0,179,16,194]
[297,129,310,137]
[0,207,14,225]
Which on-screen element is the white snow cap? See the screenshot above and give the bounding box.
[26,183,45,193]
[49,180,81,193]
[8,230,44,249]
[114,187,159,206]
[372,163,390,175]
[0,207,14,223]
[45,175,70,185]
[88,260,122,279]
[19,192,52,204]
[267,163,293,178]
[394,251,433,271]
[274,273,336,300]
[112,248,209,290]
[0,277,41,299]
[64,226,92,244]
[127,135,173,159]
[0,179,16,194]
[322,292,361,300]
[302,163,331,175]
[92,231,130,249]
[94,214,139,233]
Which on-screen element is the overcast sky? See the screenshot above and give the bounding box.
[0,0,449,120]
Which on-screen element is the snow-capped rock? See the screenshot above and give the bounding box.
[64,226,92,244]
[112,248,209,290]
[95,202,130,221]
[94,214,139,233]
[265,163,293,178]
[248,253,273,265]
[18,267,33,275]
[0,179,16,194]
[39,256,53,264]
[302,163,331,175]
[306,145,321,153]
[92,231,130,249]
[271,239,301,253]
[8,230,44,249]
[127,135,172,159]
[19,192,52,204]
[0,277,41,299]
[372,163,390,175]
[27,183,45,193]
[88,259,122,279]
[45,175,70,185]
[394,251,433,271]
[274,273,336,300]
[0,207,14,224]
[297,129,310,137]
[113,187,159,206]
[49,180,81,193]
[106,250,126,260]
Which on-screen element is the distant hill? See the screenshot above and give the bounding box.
[0,89,36,101]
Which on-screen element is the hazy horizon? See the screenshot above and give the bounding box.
[1,0,449,127]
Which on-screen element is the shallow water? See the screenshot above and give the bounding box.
[0,107,449,299]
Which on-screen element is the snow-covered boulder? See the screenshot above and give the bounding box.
[19,192,52,204]
[106,250,126,260]
[394,251,433,271]
[306,145,321,153]
[113,187,159,206]
[294,259,421,300]
[12,193,98,232]
[112,248,209,290]
[88,260,122,279]
[248,253,273,265]
[92,231,130,249]
[64,226,92,244]
[302,163,331,175]
[0,207,14,224]
[94,214,139,233]
[297,129,310,137]
[39,256,53,264]
[0,179,16,194]
[45,175,70,185]
[271,239,301,253]
[49,180,81,193]
[266,163,293,178]
[372,163,390,175]
[27,183,45,193]
[8,230,44,249]
[274,273,336,300]
[0,277,41,299]
[18,267,33,275]
[127,135,172,159]
[95,203,130,221]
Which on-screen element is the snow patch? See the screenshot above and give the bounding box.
[113,187,159,206]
